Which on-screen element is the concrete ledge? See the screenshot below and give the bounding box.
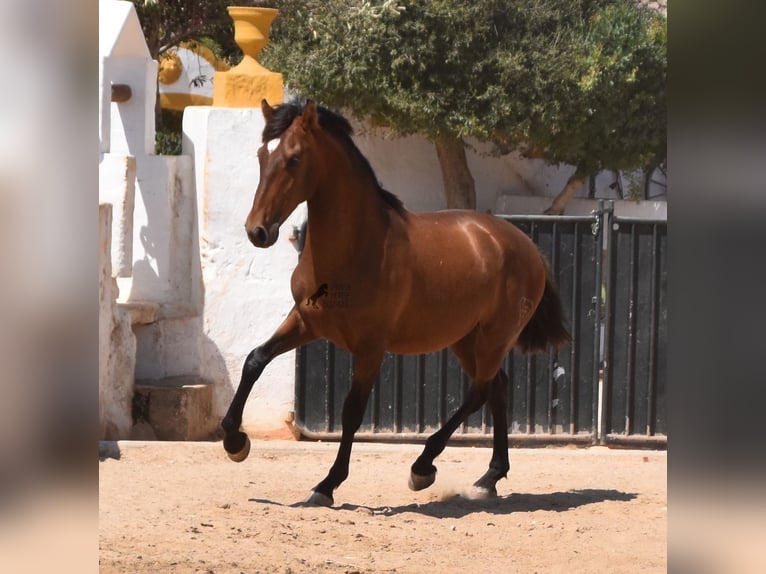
[118,300,159,325]
[495,194,667,220]
[133,376,218,441]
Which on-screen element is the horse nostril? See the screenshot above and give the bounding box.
[247,225,269,247]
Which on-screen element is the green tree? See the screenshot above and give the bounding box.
[532,3,667,213]
[264,0,666,212]
[131,0,238,61]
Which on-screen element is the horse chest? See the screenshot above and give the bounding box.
[291,266,395,349]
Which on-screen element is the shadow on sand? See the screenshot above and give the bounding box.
[249,489,636,519]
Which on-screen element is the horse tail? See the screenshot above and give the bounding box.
[516,262,572,353]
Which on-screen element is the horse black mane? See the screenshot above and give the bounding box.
[263,100,406,215]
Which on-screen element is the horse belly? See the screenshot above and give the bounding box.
[386,322,476,355]
[385,290,486,355]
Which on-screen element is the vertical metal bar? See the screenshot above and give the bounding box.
[349,353,356,427]
[591,203,604,442]
[625,223,637,436]
[371,361,380,433]
[528,219,537,435]
[597,201,613,444]
[570,222,580,435]
[646,224,660,435]
[325,342,335,433]
[394,354,403,433]
[504,352,513,436]
[294,346,304,427]
[547,220,558,433]
[459,368,470,434]
[439,349,448,427]
[526,354,534,434]
[417,354,426,433]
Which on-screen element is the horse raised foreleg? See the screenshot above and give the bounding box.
[470,370,510,498]
[409,381,490,491]
[221,308,311,462]
[305,350,383,507]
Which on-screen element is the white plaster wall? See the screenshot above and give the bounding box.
[99,204,112,439]
[99,203,135,440]
[133,315,203,381]
[122,154,201,315]
[99,59,111,155]
[100,0,158,157]
[351,122,666,219]
[184,107,307,432]
[100,0,150,59]
[159,44,220,104]
[353,128,446,212]
[108,57,158,156]
[98,153,136,277]
[100,0,147,155]
[115,153,205,386]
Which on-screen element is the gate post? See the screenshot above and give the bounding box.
[596,201,615,444]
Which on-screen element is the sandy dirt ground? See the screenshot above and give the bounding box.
[99,440,666,573]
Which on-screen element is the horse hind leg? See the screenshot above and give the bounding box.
[468,369,510,499]
[409,330,487,491]
[409,380,490,491]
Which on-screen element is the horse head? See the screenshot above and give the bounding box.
[245,99,321,248]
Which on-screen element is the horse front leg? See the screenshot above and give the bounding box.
[305,349,383,507]
[221,308,312,462]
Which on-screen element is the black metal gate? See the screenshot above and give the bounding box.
[295,201,666,447]
[601,210,668,445]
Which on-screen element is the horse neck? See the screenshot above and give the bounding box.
[304,141,392,269]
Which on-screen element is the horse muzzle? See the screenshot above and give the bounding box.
[246,221,280,248]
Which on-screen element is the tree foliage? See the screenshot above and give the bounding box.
[264,0,666,210]
[521,2,667,176]
[130,0,240,62]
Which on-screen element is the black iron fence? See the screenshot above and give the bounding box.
[295,202,667,447]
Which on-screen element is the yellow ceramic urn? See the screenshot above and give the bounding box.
[213,7,284,107]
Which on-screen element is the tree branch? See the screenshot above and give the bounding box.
[158,17,229,56]
[543,170,589,215]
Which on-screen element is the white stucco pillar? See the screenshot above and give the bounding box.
[98,154,136,277]
[183,106,306,433]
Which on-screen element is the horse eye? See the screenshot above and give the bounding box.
[286,156,300,169]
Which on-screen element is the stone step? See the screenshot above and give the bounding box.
[133,376,218,441]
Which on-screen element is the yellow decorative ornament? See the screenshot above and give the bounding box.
[158,42,230,111]
[158,51,183,85]
[213,7,284,107]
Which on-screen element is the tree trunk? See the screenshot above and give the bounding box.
[543,172,588,215]
[434,134,476,209]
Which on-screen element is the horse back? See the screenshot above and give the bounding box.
[378,210,548,353]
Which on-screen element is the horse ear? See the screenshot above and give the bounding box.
[262,99,274,121]
[302,100,319,130]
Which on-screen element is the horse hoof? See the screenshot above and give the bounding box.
[408,470,436,491]
[225,433,251,462]
[304,490,334,507]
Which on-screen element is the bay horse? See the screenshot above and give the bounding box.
[221,99,571,506]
